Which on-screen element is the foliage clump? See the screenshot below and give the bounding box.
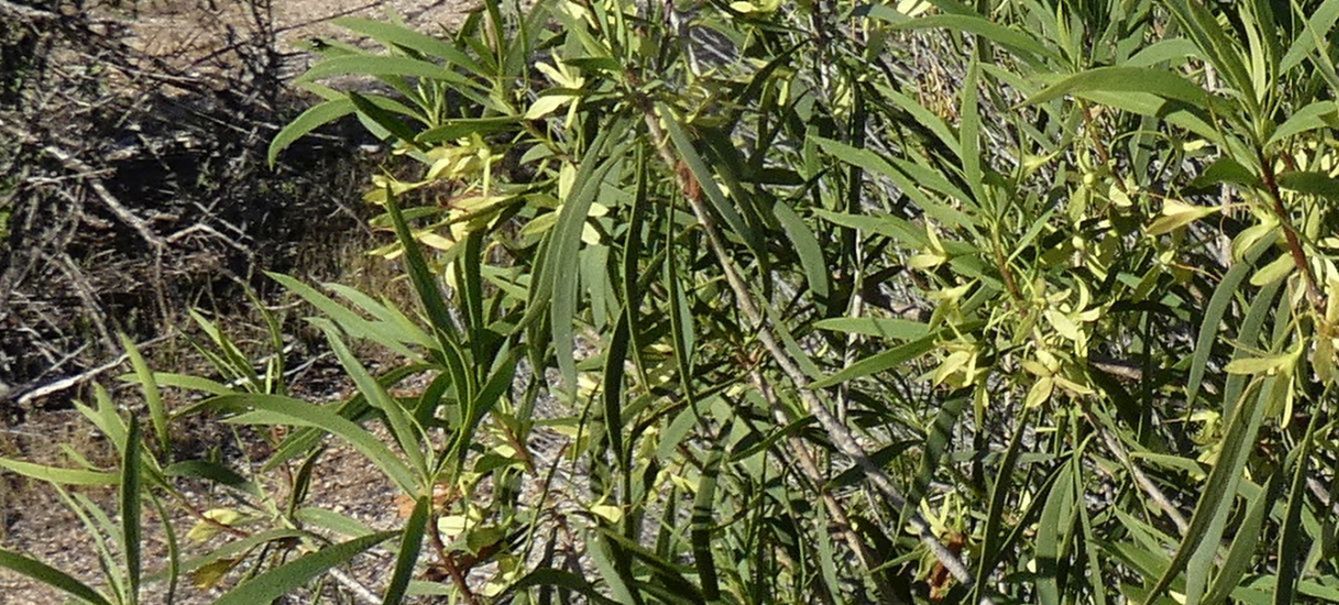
[5,0,1339,603]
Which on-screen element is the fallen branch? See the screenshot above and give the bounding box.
[0,0,59,20]
[10,333,174,407]
[39,143,165,250]
[0,122,164,250]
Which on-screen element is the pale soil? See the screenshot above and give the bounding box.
[119,0,477,69]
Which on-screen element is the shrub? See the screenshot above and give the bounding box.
[5,0,1339,603]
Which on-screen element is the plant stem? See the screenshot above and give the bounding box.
[1258,151,1325,311]
[751,370,903,603]
[640,104,994,604]
[428,507,479,605]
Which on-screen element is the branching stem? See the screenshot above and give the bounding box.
[639,103,994,604]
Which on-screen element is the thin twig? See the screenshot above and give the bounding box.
[750,370,903,603]
[1087,411,1190,534]
[0,0,59,20]
[0,122,164,250]
[327,568,381,605]
[10,333,174,406]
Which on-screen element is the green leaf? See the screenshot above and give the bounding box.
[972,407,1031,602]
[384,188,471,390]
[1204,470,1280,604]
[1159,0,1255,104]
[1190,157,1262,190]
[1147,200,1220,235]
[811,137,974,228]
[691,443,723,601]
[268,98,354,166]
[589,533,643,605]
[812,317,930,341]
[810,334,937,389]
[1275,416,1319,605]
[1128,38,1201,67]
[1076,458,1109,605]
[1277,171,1339,200]
[321,326,426,477]
[1025,67,1210,109]
[266,273,417,358]
[348,91,421,147]
[382,496,428,605]
[136,372,234,396]
[771,201,830,301]
[546,130,627,394]
[1224,350,1296,375]
[601,313,631,466]
[1142,376,1275,603]
[815,502,846,605]
[147,493,179,604]
[120,333,168,456]
[198,394,418,493]
[212,531,397,605]
[659,106,760,251]
[0,458,118,485]
[1186,239,1272,407]
[121,417,142,603]
[1249,253,1295,287]
[332,17,484,74]
[295,55,466,85]
[1267,101,1338,149]
[1280,0,1339,72]
[295,507,376,538]
[960,61,985,204]
[163,460,256,494]
[813,208,924,245]
[878,14,1063,66]
[1035,463,1075,605]
[0,549,113,605]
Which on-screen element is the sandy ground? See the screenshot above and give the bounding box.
[122,0,477,64]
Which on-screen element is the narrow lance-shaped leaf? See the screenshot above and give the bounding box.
[1142,377,1275,604]
[771,201,830,302]
[1203,469,1281,604]
[1275,415,1320,605]
[382,496,429,605]
[659,105,761,254]
[212,531,398,605]
[972,407,1032,602]
[1187,238,1272,408]
[268,98,354,166]
[0,458,118,486]
[332,17,485,74]
[0,549,113,605]
[320,325,427,477]
[960,61,985,204]
[198,394,418,493]
[1024,66,1211,109]
[120,334,168,456]
[692,442,723,601]
[121,417,142,604]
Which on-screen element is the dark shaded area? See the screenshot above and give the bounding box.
[0,0,377,410]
